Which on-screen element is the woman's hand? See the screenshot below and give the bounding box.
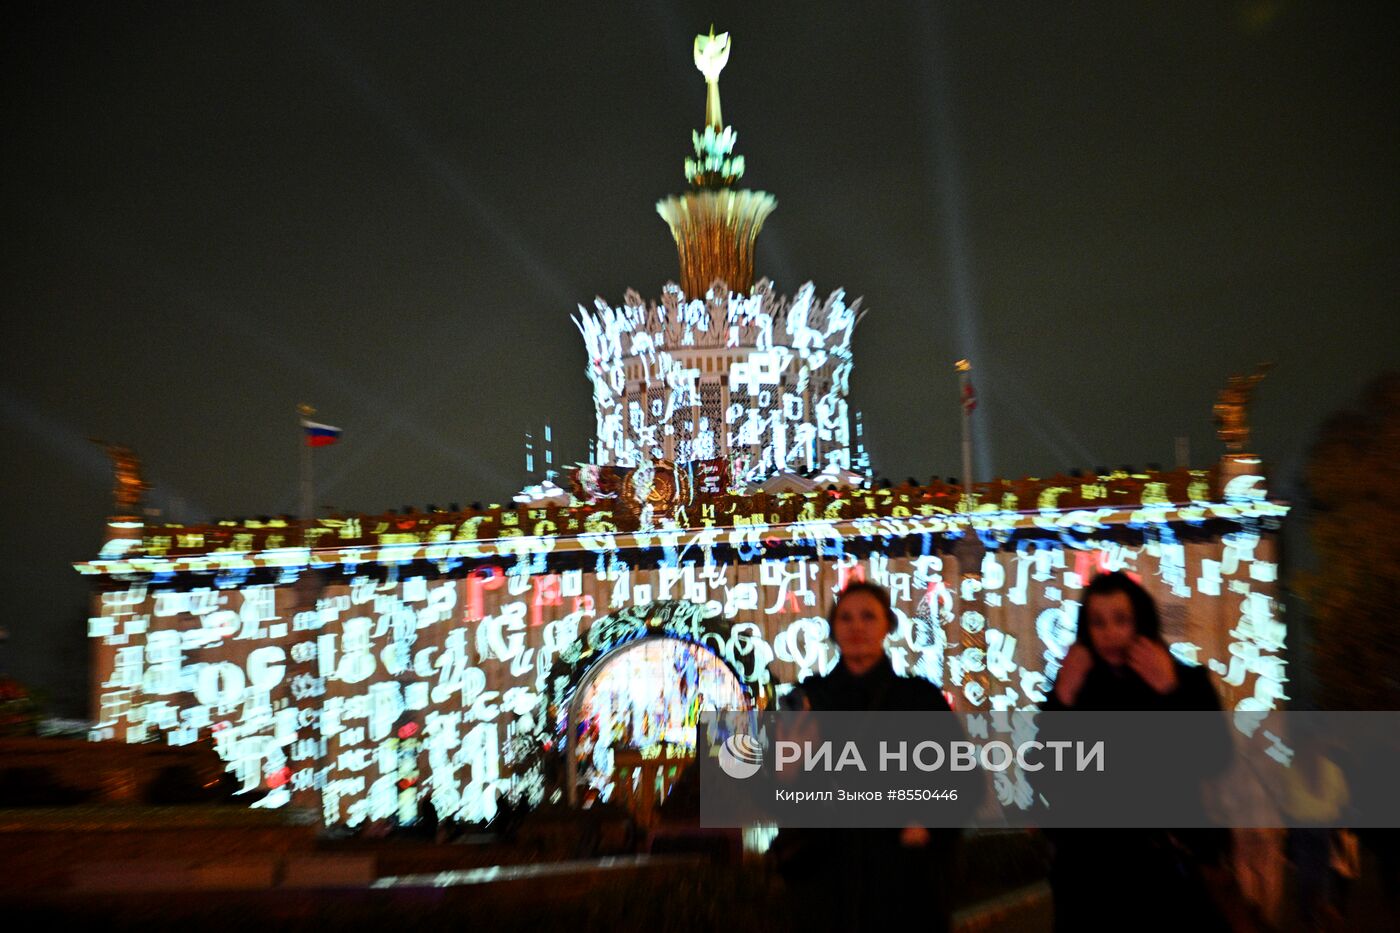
[1128,637,1178,694]
[900,824,930,848]
[1052,643,1094,707]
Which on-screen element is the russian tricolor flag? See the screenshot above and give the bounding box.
[301,419,343,448]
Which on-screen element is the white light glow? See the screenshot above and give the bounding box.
[575,281,861,483]
[87,498,1288,825]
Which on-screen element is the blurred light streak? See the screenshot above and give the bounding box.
[19,203,510,509]
[992,367,1102,471]
[917,5,995,480]
[0,388,206,521]
[274,0,576,307]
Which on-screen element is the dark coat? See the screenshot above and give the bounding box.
[1040,655,1232,933]
[1041,656,1222,712]
[798,654,953,715]
[774,657,958,933]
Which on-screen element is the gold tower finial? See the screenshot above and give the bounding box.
[660,28,775,297]
[682,27,745,190]
[693,27,731,129]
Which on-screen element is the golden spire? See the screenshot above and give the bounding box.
[658,28,775,298]
[694,27,730,130]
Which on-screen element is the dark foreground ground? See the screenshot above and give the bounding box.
[1,807,1396,932]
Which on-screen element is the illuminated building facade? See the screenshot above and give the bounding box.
[579,29,856,483]
[81,32,1290,827]
[577,279,860,481]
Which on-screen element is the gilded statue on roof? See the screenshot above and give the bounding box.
[97,441,149,517]
[1214,363,1273,453]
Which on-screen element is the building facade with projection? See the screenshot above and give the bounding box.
[81,32,1290,828]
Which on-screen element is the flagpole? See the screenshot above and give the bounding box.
[955,360,975,512]
[297,403,315,523]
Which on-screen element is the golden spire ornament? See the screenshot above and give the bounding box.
[694,27,731,130]
[657,28,776,298]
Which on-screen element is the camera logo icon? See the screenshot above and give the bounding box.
[718,732,765,780]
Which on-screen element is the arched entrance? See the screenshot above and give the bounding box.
[566,635,749,821]
[554,601,761,820]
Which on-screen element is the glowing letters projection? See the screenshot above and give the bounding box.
[82,25,1292,831]
[575,279,860,482]
[86,491,1288,827]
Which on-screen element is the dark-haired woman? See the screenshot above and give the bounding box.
[775,581,960,933]
[1043,571,1219,713]
[1042,571,1231,932]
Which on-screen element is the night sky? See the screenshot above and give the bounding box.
[3,2,1396,715]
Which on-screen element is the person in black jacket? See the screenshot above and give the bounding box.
[1042,571,1220,714]
[1041,570,1232,932]
[775,581,960,933]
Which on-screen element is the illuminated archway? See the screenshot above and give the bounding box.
[554,601,759,807]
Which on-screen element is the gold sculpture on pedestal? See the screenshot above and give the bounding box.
[1214,363,1273,453]
[656,28,776,298]
[95,441,149,520]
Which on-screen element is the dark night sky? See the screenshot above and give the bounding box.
[2,2,1396,714]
